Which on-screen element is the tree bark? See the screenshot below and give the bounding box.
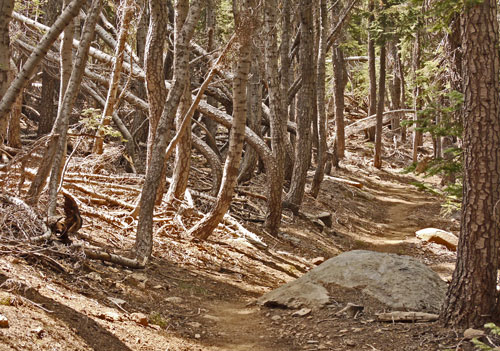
[373,42,386,169]
[93,0,134,154]
[284,0,314,212]
[188,0,252,240]
[310,0,328,198]
[0,0,84,124]
[366,0,376,141]
[134,0,201,264]
[412,28,422,163]
[0,0,14,141]
[440,0,500,328]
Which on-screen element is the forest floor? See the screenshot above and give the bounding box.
[0,132,480,351]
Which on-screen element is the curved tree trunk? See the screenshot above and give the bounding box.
[134,0,201,264]
[0,0,84,124]
[188,0,252,240]
[440,0,500,328]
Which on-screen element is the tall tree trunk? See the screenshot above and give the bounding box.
[440,0,500,328]
[388,39,402,133]
[38,0,61,137]
[58,0,74,117]
[188,0,252,240]
[412,29,422,163]
[0,0,14,141]
[93,0,134,154]
[333,46,346,159]
[134,0,201,264]
[0,0,84,124]
[284,0,314,213]
[27,0,102,208]
[263,0,284,233]
[144,0,168,171]
[366,0,376,141]
[373,42,386,169]
[310,0,328,198]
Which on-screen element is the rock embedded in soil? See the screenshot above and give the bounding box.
[416,228,458,251]
[0,314,8,328]
[130,312,148,326]
[258,250,447,313]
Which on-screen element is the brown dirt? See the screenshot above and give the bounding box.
[0,135,479,351]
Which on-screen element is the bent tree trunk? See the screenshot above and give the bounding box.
[439,0,500,328]
[188,1,252,240]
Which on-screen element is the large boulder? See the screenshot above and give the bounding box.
[258,250,447,313]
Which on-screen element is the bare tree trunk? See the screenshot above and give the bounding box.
[0,0,14,141]
[0,0,84,124]
[412,29,422,163]
[166,74,192,203]
[366,0,376,141]
[263,0,285,233]
[310,0,328,198]
[373,42,386,169]
[388,39,402,133]
[440,0,500,328]
[284,0,314,213]
[333,46,346,159]
[93,0,134,154]
[134,0,201,264]
[188,0,252,240]
[27,0,102,209]
[58,0,74,117]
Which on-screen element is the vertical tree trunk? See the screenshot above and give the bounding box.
[366,0,376,141]
[373,42,386,169]
[333,46,347,159]
[310,0,328,198]
[0,0,14,141]
[58,0,74,117]
[0,0,84,125]
[188,0,252,240]
[284,0,314,213]
[134,0,201,263]
[93,0,134,154]
[412,29,422,163]
[388,39,402,133]
[440,0,500,328]
[38,0,61,137]
[263,0,285,233]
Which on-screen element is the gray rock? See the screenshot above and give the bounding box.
[258,250,447,313]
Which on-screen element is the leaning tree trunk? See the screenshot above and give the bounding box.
[284,0,314,213]
[0,0,84,124]
[263,0,285,233]
[373,41,386,169]
[188,0,252,240]
[440,0,500,328]
[93,0,134,154]
[310,0,328,198]
[134,0,201,264]
[27,0,102,208]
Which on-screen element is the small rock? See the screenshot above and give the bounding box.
[194,333,201,339]
[153,285,163,289]
[98,311,122,321]
[279,233,301,246]
[271,315,282,321]
[31,326,45,338]
[138,281,147,289]
[130,272,148,283]
[165,296,183,304]
[311,257,326,265]
[416,228,458,251]
[130,312,149,326]
[0,314,8,328]
[86,272,102,282]
[107,297,126,306]
[292,308,311,317]
[345,339,356,347]
[202,314,220,322]
[188,322,202,328]
[464,328,485,339]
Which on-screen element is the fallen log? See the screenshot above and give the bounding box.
[376,311,439,323]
